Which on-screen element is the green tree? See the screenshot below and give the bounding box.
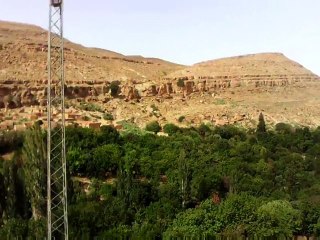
[178,149,189,208]
[249,200,302,238]
[2,160,20,219]
[0,131,23,154]
[132,200,178,239]
[164,199,218,238]
[22,123,46,220]
[294,200,320,236]
[275,122,293,134]
[163,123,180,135]
[27,219,46,239]
[91,144,121,177]
[145,121,161,134]
[67,147,90,175]
[0,218,28,239]
[110,81,120,97]
[217,193,261,234]
[257,112,266,133]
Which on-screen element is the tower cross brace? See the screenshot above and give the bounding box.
[47,0,68,239]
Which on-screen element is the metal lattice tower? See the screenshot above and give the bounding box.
[47,0,68,239]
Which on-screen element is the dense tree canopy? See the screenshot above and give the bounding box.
[1,122,320,238]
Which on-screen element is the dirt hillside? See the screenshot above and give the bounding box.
[1,20,320,130]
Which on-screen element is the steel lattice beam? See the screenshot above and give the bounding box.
[47,0,68,239]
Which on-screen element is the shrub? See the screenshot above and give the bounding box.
[110,81,120,97]
[0,218,28,239]
[257,112,266,133]
[145,121,161,133]
[163,123,180,135]
[79,102,103,112]
[214,98,226,105]
[150,104,159,112]
[249,200,302,238]
[177,79,185,88]
[178,116,185,123]
[103,113,114,121]
[198,123,211,136]
[275,122,293,134]
[82,115,90,121]
[0,131,23,154]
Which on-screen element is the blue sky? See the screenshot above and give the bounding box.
[1,0,319,75]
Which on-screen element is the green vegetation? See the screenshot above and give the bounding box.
[22,123,46,220]
[178,115,185,122]
[257,112,266,133]
[150,104,159,112]
[79,102,104,112]
[81,115,90,121]
[214,98,226,105]
[110,81,120,97]
[103,112,114,121]
[1,121,320,238]
[145,121,161,133]
[18,118,28,124]
[163,123,180,135]
[177,79,185,88]
[117,120,147,136]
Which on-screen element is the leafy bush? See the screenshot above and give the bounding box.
[0,218,28,239]
[150,104,159,112]
[103,113,114,121]
[178,116,185,123]
[249,200,302,238]
[214,98,226,105]
[82,115,90,121]
[177,79,185,88]
[163,123,180,135]
[275,122,293,134]
[145,121,161,133]
[79,102,103,112]
[110,81,120,97]
[91,144,121,177]
[0,131,23,154]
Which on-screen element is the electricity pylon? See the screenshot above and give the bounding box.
[47,0,68,239]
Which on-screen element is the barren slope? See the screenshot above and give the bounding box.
[0,20,183,83]
[1,20,320,130]
[167,53,319,88]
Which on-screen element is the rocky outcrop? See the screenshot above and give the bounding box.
[160,73,320,95]
[184,80,194,96]
[141,84,157,97]
[66,85,108,98]
[0,82,111,109]
[197,80,207,93]
[1,71,319,109]
[157,82,174,96]
[120,83,140,101]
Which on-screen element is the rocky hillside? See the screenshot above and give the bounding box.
[1,20,320,129]
[0,21,183,107]
[165,53,319,91]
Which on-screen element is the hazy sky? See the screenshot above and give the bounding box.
[1,0,319,75]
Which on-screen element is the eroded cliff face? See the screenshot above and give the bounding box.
[0,20,183,109]
[1,72,319,110]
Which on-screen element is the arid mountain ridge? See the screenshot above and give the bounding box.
[1,20,320,130]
